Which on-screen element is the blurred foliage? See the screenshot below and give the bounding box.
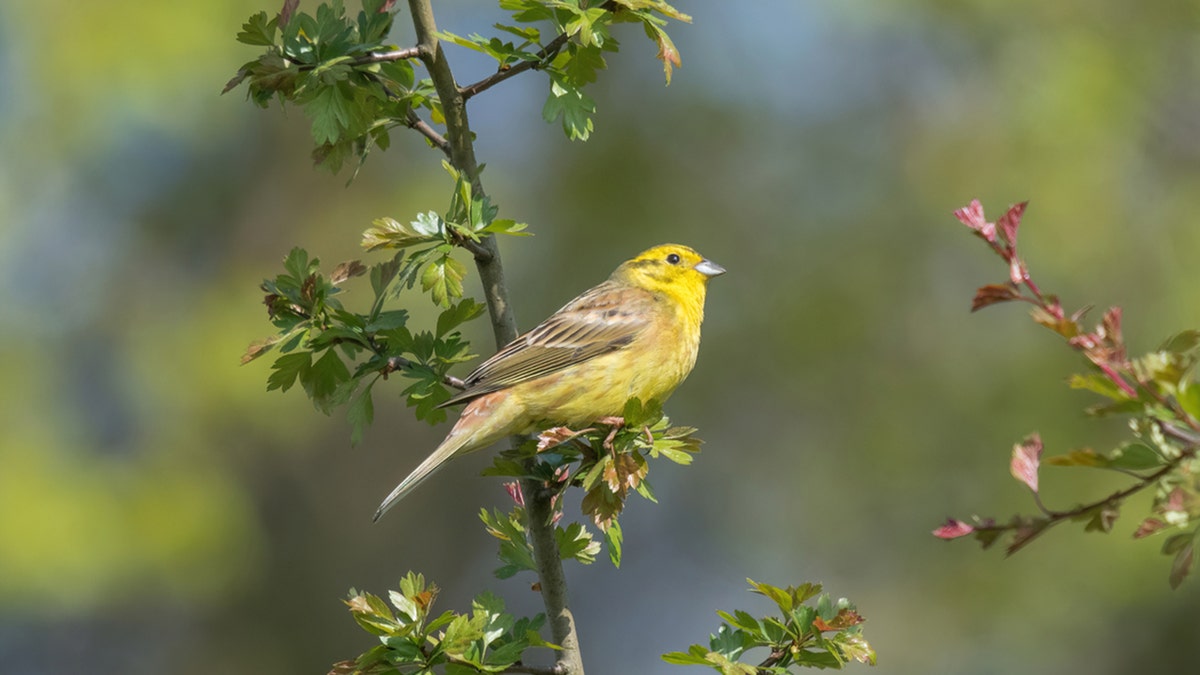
[663,580,875,673]
[332,572,554,674]
[3,0,1200,674]
[934,201,1200,588]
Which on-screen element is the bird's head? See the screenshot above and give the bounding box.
[612,244,725,302]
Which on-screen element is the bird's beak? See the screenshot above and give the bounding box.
[694,259,726,277]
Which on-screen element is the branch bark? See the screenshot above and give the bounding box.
[406,2,584,673]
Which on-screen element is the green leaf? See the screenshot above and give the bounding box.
[1044,448,1108,468]
[1069,372,1130,401]
[1107,442,1164,470]
[747,578,793,614]
[493,23,541,42]
[436,298,486,338]
[642,21,682,84]
[556,522,600,564]
[282,246,315,281]
[267,351,312,392]
[237,11,278,46]
[479,218,531,236]
[1160,330,1200,355]
[363,213,445,251]
[388,588,420,622]
[542,75,596,141]
[481,508,537,579]
[1170,538,1195,589]
[661,649,713,666]
[562,43,607,86]
[347,378,377,446]
[604,518,623,568]
[1179,382,1200,421]
[305,348,352,412]
[421,254,467,307]
[366,309,409,331]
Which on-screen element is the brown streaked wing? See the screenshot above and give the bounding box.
[440,281,653,407]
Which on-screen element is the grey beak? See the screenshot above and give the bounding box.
[694,259,726,277]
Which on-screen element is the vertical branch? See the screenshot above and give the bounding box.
[522,478,585,674]
[406,2,585,673]
[406,0,516,348]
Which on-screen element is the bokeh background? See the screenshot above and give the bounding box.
[3,1,1199,673]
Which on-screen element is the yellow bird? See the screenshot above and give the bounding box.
[374,244,725,521]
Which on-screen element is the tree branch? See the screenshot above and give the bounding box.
[406,2,584,674]
[969,438,1196,555]
[404,109,451,156]
[353,46,421,65]
[384,356,465,390]
[502,663,565,675]
[459,32,572,101]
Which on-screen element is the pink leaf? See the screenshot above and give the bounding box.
[537,426,583,453]
[1009,257,1025,284]
[1010,433,1043,493]
[933,518,975,539]
[503,481,524,507]
[997,201,1027,249]
[953,200,997,243]
[1133,517,1166,539]
[971,284,1019,312]
[953,200,986,229]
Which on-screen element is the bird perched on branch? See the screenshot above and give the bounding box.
[374,243,725,521]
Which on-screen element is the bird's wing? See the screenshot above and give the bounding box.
[440,281,654,407]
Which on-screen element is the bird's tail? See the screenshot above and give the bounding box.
[373,391,518,522]
[372,432,470,522]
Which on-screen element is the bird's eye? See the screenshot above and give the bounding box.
[666,253,681,264]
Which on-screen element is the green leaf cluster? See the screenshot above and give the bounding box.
[483,397,699,566]
[227,0,691,164]
[243,246,484,444]
[226,0,422,173]
[480,0,691,139]
[662,579,876,672]
[362,162,529,280]
[334,573,556,675]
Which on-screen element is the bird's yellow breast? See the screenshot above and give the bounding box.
[506,297,702,428]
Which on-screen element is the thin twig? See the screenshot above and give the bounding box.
[970,443,1194,551]
[459,32,572,101]
[352,46,421,65]
[501,664,565,675]
[404,109,451,156]
[385,356,466,390]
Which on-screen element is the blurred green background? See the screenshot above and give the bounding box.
[3,1,1199,673]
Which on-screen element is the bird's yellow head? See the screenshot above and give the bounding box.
[611,244,725,318]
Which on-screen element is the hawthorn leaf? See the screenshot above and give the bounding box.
[933,519,975,539]
[1010,433,1043,493]
[971,283,1019,312]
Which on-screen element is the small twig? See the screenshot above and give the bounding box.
[757,646,793,673]
[404,110,451,156]
[501,664,565,675]
[451,231,494,262]
[385,356,466,390]
[972,448,1192,546]
[1161,422,1200,446]
[459,31,571,101]
[351,46,421,65]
